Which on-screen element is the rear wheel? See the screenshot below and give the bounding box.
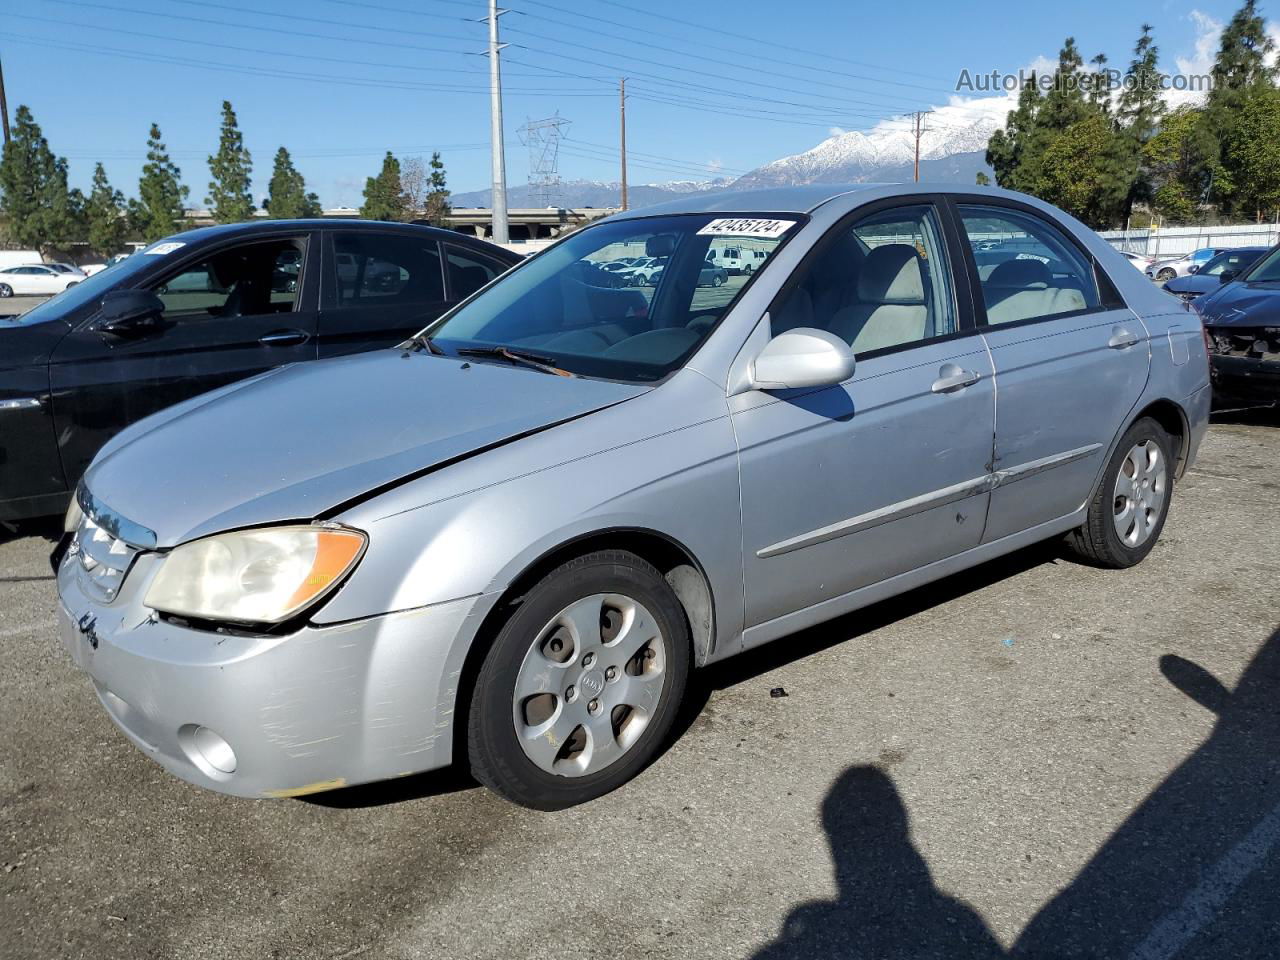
[468,550,691,810]
[712,275,724,287]
[1157,267,1176,282]
[1066,417,1173,568]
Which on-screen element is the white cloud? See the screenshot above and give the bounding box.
[1169,9,1223,108]
[828,126,848,137]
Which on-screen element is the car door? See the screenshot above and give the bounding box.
[732,199,996,634]
[32,266,63,295]
[49,233,319,485]
[951,200,1150,543]
[317,230,451,358]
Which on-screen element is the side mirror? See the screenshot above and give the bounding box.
[100,289,165,337]
[751,328,856,391]
[1187,265,1199,274]
[1220,269,1237,284]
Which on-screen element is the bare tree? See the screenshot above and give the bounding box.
[399,156,428,217]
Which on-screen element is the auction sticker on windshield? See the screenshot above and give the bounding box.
[145,241,187,256]
[697,218,796,239]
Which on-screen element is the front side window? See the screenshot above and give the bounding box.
[1201,250,1256,277]
[154,239,304,320]
[770,203,957,355]
[959,205,1099,326]
[333,232,443,307]
[426,213,798,381]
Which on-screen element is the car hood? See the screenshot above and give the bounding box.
[85,350,650,547]
[1164,274,1216,294]
[1195,281,1280,327]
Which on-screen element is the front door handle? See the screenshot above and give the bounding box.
[1108,327,1140,349]
[259,328,309,347]
[931,363,981,394]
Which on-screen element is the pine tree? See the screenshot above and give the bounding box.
[1117,25,1167,214]
[423,151,451,227]
[1204,0,1279,214]
[265,147,321,219]
[129,123,189,243]
[361,151,405,221]
[1040,39,1092,133]
[986,74,1044,189]
[206,100,254,223]
[85,162,126,257]
[0,105,81,251]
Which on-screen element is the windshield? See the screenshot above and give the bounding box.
[423,213,800,381]
[4,251,156,325]
[1243,245,1280,283]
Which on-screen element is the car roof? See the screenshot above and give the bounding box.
[610,183,889,218]
[153,219,519,259]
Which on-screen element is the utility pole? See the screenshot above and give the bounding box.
[485,0,509,244]
[0,55,10,145]
[911,110,933,183]
[619,78,628,211]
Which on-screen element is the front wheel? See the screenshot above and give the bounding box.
[1066,417,1173,568]
[0,283,11,298]
[468,550,691,810]
[712,275,724,287]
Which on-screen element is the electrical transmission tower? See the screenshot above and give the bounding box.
[518,113,570,208]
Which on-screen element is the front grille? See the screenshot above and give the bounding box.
[1207,326,1280,361]
[69,512,141,602]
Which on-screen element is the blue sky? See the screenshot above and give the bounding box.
[0,0,1266,207]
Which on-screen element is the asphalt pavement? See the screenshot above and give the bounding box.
[2,414,1279,959]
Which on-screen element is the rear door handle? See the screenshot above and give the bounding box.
[1108,327,1140,349]
[259,328,309,347]
[931,364,981,394]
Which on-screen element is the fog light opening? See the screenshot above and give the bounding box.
[178,723,238,779]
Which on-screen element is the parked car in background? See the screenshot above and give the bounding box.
[1162,246,1268,302]
[0,264,83,297]
[1193,243,1280,408]
[1146,247,1229,282]
[0,219,519,521]
[46,262,88,278]
[707,246,757,275]
[1116,250,1154,271]
[54,184,1208,810]
[627,256,668,286]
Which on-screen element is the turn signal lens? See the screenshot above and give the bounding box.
[144,525,366,624]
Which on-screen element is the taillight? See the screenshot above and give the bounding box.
[1200,320,1214,373]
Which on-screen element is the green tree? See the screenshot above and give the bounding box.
[264,146,321,219]
[1223,85,1280,219]
[85,162,127,257]
[1144,106,1223,222]
[1036,112,1133,227]
[129,123,189,243]
[0,105,82,251]
[986,74,1044,190]
[206,100,254,223]
[1040,39,1093,133]
[423,151,451,226]
[975,171,991,186]
[361,151,405,221]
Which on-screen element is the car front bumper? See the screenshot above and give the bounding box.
[57,550,488,799]
[1210,354,1280,408]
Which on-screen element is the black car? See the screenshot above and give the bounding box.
[1162,246,1269,302]
[1193,242,1280,408]
[0,220,520,522]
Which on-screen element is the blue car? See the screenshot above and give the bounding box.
[1163,247,1269,302]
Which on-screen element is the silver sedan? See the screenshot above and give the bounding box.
[55,184,1211,809]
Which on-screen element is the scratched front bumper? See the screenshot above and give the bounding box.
[57,553,483,799]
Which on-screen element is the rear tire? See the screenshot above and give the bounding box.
[468,550,691,810]
[1157,268,1176,282]
[1066,417,1173,568]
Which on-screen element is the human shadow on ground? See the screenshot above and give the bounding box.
[751,629,1280,959]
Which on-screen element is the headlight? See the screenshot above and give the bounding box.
[64,494,84,533]
[144,525,366,624]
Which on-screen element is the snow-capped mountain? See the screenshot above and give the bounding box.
[730,120,999,189]
[451,119,999,209]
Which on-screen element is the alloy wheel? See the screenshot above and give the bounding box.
[1112,440,1167,548]
[512,593,666,778]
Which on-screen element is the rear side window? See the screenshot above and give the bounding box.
[332,233,444,307]
[958,205,1099,326]
[445,245,507,300]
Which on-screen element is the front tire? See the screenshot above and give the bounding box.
[468,550,691,810]
[1066,417,1173,568]
[0,283,11,298]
